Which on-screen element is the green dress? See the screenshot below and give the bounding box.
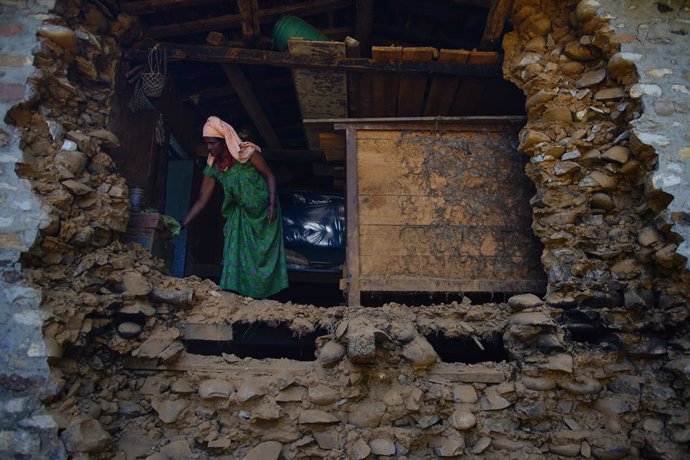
[203,161,288,298]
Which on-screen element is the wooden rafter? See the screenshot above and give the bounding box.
[479,0,513,50]
[146,0,354,39]
[355,0,373,55]
[127,42,502,77]
[119,0,218,15]
[237,0,260,45]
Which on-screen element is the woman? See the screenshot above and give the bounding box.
[181,116,288,298]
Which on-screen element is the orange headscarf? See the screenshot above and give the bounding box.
[202,116,260,166]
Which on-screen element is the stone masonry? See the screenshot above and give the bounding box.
[0,0,687,458]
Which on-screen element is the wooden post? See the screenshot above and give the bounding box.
[237,0,260,46]
[343,125,360,306]
[355,0,373,56]
[479,0,513,51]
[344,36,361,117]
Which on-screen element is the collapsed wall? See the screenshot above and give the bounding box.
[0,0,687,458]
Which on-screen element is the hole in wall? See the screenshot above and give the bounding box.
[425,331,508,363]
[361,291,545,308]
[184,322,324,361]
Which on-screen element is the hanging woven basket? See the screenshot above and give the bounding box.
[141,45,166,97]
[128,79,154,112]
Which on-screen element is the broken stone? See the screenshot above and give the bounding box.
[594,88,626,101]
[452,384,478,403]
[549,443,581,457]
[317,340,345,366]
[558,377,603,395]
[591,193,615,211]
[37,24,78,51]
[132,327,181,359]
[351,438,370,459]
[611,259,640,279]
[382,388,404,406]
[313,430,339,450]
[243,441,282,460]
[472,437,492,454]
[623,291,649,309]
[56,150,87,176]
[401,336,438,369]
[198,379,234,399]
[252,399,282,421]
[436,433,465,457]
[555,161,580,176]
[638,227,661,247]
[518,129,551,153]
[492,438,524,451]
[122,270,152,296]
[628,339,668,358]
[369,438,395,456]
[480,394,512,410]
[591,445,630,459]
[593,397,635,415]
[541,107,572,122]
[416,415,441,429]
[61,416,112,453]
[117,322,141,339]
[171,379,194,394]
[602,146,630,164]
[576,69,607,88]
[347,329,376,364]
[276,385,304,402]
[449,409,476,431]
[160,440,192,460]
[62,179,94,196]
[149,286,194,307]
[575,0,600,22]
[348,402,385,428]
[541,354,574,373]
[564,42,600,61]
[655,244,677,267]
[308,386,339,405]
[298,410,339,424]
[235,379,266,402]
[89,129,119,148]
[151,399,188,424]
[523,377,556,391]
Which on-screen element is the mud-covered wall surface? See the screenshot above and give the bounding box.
[0,0,688,458]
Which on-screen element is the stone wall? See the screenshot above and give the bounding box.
[503,0,689,327]
[0,0,65,457]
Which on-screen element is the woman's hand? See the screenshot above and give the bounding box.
[268,196,276,222]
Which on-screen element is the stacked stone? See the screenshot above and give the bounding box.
[16,0,137,268]
[503,0,689,329]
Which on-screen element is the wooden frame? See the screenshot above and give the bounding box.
[327,117,545,306]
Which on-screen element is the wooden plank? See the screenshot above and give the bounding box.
[125,352,313,374]
[359,253,539,279]
[344,125,360,306]
[345,36,361,117]
[371,46,402,117]
[145,0,354,39]
[359,277,546,293]
[221,64,281,148]
[289,39,348,149]
[237,0,261,46]
[397,47,436,117]
[359,225,540,260]
[450,52,499,115]
[180,322,233,341]
[479,0,514,51]
[128,42,502,77]
[423,49,470,116]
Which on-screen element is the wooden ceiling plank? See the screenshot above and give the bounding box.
[237,0,261,46]
[479,0,513,51]
[146,0,354,39]
[396,47,436,117]
[221,64,282,149]
[128,43,501,77]
[423,49,470,116]
[120,0,218,15]
[371,46,402,117]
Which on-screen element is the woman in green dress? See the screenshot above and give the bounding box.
[181,116,288,298]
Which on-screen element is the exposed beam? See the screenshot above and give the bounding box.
[221,64,281,149]
[146,0,354,39]
[119,0,218,15]
[479,0,513,50]
[355,0,373,55]
[127,42,502,77]
[237,0,260,46]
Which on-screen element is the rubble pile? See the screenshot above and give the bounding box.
[503,0,689,327]
[3,0,688,458]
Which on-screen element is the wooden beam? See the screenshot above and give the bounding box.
[120,0,218,15]
[355,0,373,55]
[127,42,502,77]
[479,0,513,51]
[146,0,354,39]
[237,0,260,46]
[221,64,281,149]
[344,36,361,117]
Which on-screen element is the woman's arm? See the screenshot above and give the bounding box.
[249,152,278,222]
[181,175,216,227]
